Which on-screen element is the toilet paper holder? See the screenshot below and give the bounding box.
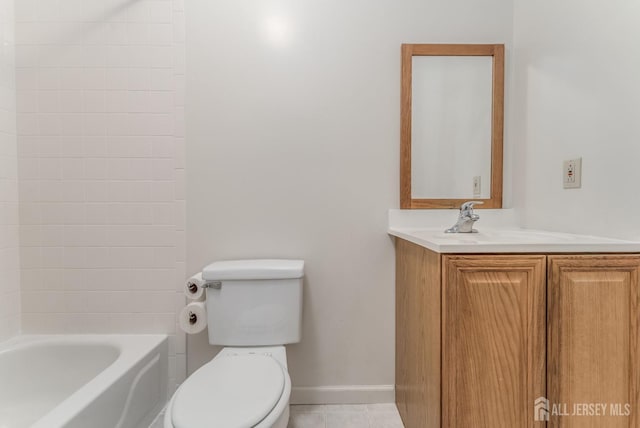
[204,281,222,290]
[187,280,222,294]
[188,311,198,325]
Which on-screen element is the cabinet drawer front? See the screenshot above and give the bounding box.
[548,255,640,428]
[443,255,546,428]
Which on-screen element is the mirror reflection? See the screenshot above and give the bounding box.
[411,56,492,199]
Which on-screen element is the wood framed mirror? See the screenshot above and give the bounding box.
[400,44,504,209]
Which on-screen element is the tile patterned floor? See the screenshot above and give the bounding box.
[149,404,405,428]
[289,404,405,428]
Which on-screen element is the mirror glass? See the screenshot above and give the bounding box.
[400,44,504,209]
[411,56,492,199]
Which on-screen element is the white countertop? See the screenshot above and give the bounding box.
[388,227,640,253]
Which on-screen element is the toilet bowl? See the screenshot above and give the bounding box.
[164,347,291,428]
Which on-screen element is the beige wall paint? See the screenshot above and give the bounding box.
[186,0,514,400]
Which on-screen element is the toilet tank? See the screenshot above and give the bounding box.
[202,260,304,346]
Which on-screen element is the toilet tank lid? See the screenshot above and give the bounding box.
[202,259,305,280]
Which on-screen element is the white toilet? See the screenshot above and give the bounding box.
[165,259,304,428]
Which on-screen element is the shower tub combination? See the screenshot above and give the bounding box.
[0,335,168,428]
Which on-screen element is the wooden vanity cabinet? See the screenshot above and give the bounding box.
[395,238,640,428]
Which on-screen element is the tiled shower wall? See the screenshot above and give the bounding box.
[0,0,21,342]
[14,0,186,390]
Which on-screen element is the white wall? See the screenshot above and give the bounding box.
[512,0,640,238]
[14,0,186,393]
[0,0,21,342]
[186,0,514,402]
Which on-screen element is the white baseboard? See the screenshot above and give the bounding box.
[291,385,395,404]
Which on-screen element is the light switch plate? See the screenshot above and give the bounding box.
[563,158,582,189]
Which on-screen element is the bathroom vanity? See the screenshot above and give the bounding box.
[391,228,640,428]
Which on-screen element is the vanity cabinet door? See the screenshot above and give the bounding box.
[442,255,547,428]
[547,255,640,428]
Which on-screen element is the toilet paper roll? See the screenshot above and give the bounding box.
[184,272,206,301]
[179,302,208,334]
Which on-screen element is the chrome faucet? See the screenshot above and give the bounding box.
[445,201,483,233]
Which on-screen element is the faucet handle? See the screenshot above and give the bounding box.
[460,201,484,212]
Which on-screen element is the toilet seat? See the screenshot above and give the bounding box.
[171,355,285,428]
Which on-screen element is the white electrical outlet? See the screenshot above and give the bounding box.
[563,158,582,189]
[473,176,481,196]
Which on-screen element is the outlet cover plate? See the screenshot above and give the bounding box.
[473,176,481,197]
[563,158,582,189]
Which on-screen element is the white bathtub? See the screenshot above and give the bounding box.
[0,335,168,428]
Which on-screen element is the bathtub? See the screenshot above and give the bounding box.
[0,335,168,428]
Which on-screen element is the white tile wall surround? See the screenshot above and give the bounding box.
[15,0,186,393]
[0,0,21,342]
